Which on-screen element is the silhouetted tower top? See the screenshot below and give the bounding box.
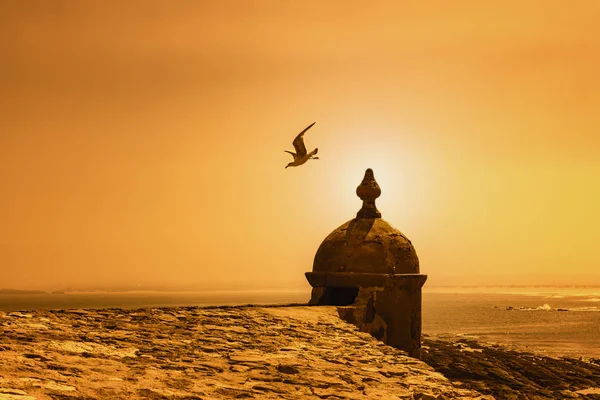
[308,168,419,276]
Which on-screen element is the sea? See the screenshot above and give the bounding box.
[1,286,598,359]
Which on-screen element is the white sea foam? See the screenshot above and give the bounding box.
[515,304,553,311]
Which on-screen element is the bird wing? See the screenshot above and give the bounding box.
[292,122,315,158]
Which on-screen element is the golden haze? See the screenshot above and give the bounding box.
[1,1,599,290]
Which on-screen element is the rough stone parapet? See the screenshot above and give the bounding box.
[0,305,489,399]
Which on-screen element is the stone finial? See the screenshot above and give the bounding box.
[356,168,382,219]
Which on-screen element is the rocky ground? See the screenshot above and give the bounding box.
[421,335,600,400]
[0,305,488,400]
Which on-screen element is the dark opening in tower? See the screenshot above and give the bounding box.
[317,287,359,306]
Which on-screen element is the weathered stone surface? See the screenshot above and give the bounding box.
[312,218,419,275]
[0,305,489,399]
[335,286,424,359]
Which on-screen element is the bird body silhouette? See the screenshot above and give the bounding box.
[285,122,319,168]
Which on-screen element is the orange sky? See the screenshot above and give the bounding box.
[1,1,599,290]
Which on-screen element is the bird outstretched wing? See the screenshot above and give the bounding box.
[292,122,315,158]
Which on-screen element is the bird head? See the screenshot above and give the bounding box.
[285,163,293,169]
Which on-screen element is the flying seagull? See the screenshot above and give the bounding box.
[285,122,319,169]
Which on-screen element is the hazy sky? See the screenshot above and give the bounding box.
[1,1,599,290]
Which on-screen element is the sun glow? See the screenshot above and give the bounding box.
[319,124,437,225]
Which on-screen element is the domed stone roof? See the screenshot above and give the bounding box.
[311,169,419,276]
[313,218,419,275]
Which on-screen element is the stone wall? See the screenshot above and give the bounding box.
[337,286,424,358]
[0,305,488,399]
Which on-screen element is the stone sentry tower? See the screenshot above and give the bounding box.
[305,169,427,358]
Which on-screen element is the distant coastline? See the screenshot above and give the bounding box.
[0,288,47,295]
